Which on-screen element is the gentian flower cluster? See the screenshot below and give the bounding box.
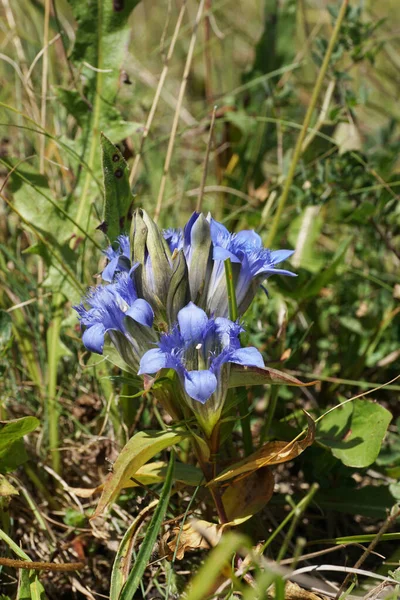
[75,209,295,436]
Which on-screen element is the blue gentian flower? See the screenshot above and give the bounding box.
[99,213,295,321]
[138,302,264,435]
[207,218,296,316]
[74,272,155,369]
[102,234,131,282]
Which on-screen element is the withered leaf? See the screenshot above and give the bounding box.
[222,467,274,524]
[163,519,222,560]
[211,411,315,484]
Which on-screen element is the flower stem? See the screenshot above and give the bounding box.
[208,423,229,525]
[191,424,228,525]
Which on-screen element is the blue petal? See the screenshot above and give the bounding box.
[210,218,230,244]
[184,370,218,404]
[126,299,154,327]
[270,249,294,264]
[138,349,168,374]
[259,267,297,277]
[215,317,243,348]
[183,212,200,247]
[102,256,119,282]
[178,302,208,345]
[213,246,241,263]
[82,323,106,354]
[228,347,265,368]
[118,235,131,258]
[235,230,262,248]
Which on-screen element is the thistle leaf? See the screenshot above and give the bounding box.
[100,134,133,241]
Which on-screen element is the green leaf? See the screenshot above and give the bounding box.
[120,453,175,600]
[93,429,187,517]
[7,163,81,302]
[100,133,133,242]
[228,365,311,388]
[317,399,392,468]
[123,460,204,488]
[9,164,72,243]
[17,570,47,600]
[0,417,39,457]
[0,417,39,474]
[0,439,28,474]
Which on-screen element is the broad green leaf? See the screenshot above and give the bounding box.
[100,133,133,242]
[93,430,187,517]
[0,439,28,474]
[228,364,313,388]
[120,453,174,600]
[8,163,81,302]
[317,399,392,468]
[0,417,39,456]
[123,460,203,488]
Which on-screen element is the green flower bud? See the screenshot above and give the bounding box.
[186,213,213,307]
[130,209,173,321]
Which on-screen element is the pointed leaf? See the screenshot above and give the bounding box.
[0,417,39,457]
[93,430,187,517]
[228,364,315,388]
[123,460,204,488]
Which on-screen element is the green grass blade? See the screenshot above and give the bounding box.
[119,452,175,600]
[110,499,158,600]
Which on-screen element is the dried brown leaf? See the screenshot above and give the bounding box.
[212,411,315,484]
[222,467,274,524]
[163,519,222,560]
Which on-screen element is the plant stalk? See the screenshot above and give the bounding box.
[266,0,348,247]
